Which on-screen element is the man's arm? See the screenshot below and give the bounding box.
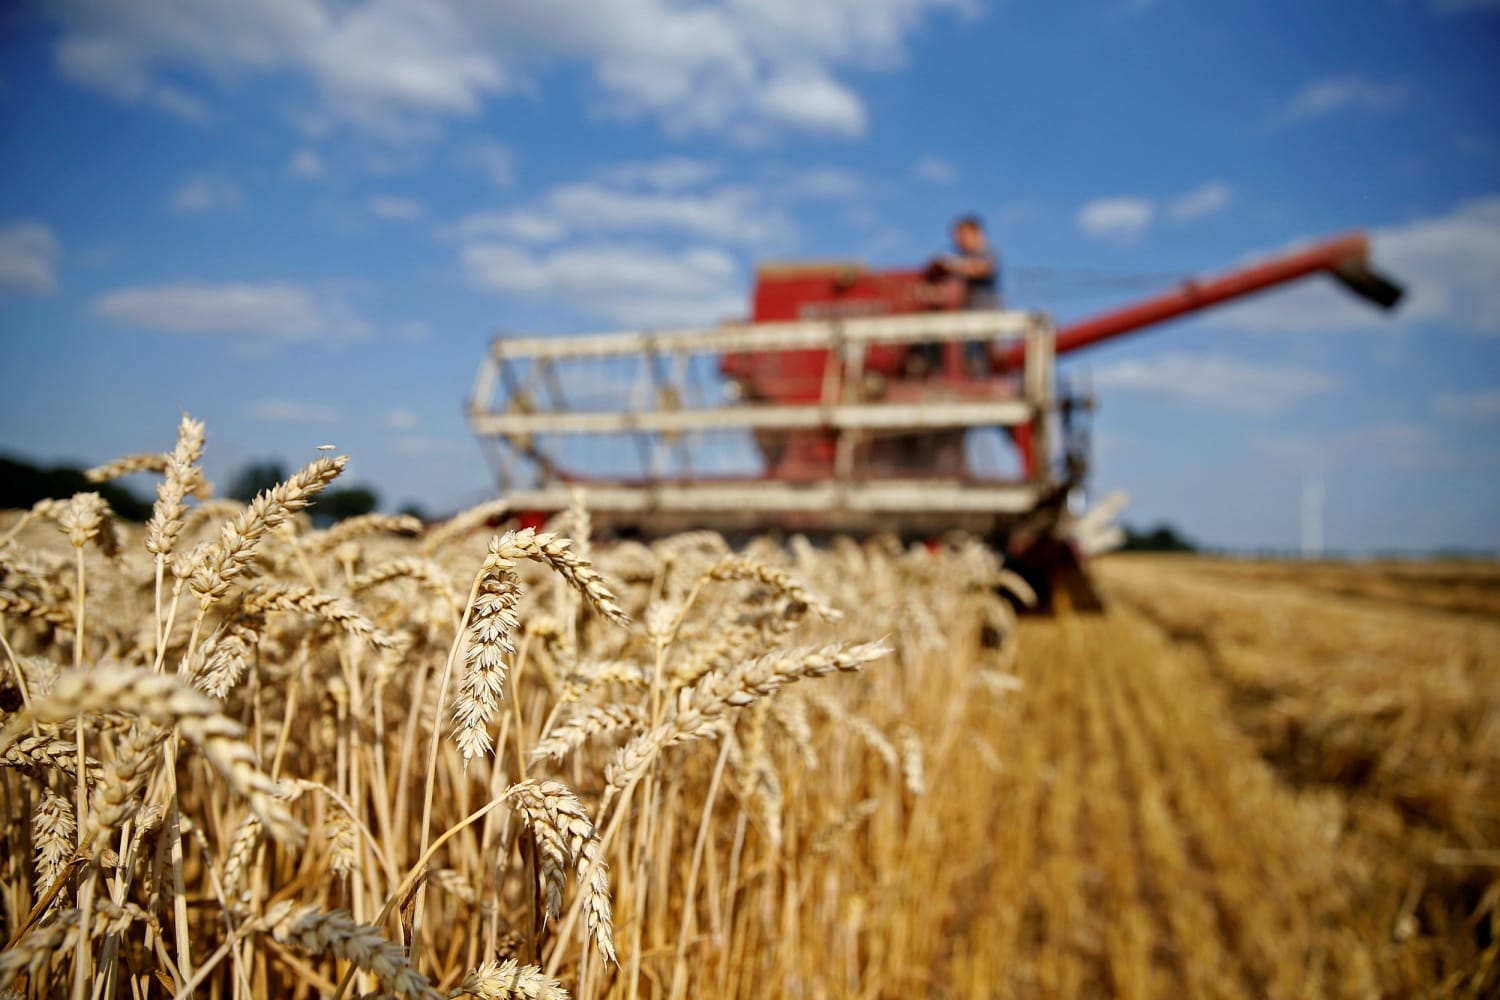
[937,251,995,280]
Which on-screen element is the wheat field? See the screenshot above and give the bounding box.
[1,418,1495,998]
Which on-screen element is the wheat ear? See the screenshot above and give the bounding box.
[0,668,303,845]
[85,452,169,483]
[506,779,616,964]
[452,552,521,763]
[187,455,346,608]
[263,901,440,999]
[455,958,570,999]
[144,414,206,561]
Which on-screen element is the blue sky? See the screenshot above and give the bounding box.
[1,0,1497,553]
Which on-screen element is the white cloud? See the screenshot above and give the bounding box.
[1077,197,1154,243]
[249,399,340,424]
[384,408,419,430]
[1275,74,1408,126]
[462,139,516,187]
[600,158,720,191]
[393,320,431,342]
[462,241,744,327]
[1078,182,1231,242]
[0,222,61,296]
[93,281,372,342]
[1435,389,1500,419]
[169,175,245,214]
[368,195,425,221]
[756,63,865,136]
[1168,181,1231,222]
[1252,422,1447,473]
[1217,195,1500,336]
[446,211,569,243]
[446,181,793,246]
[43,0,972,139]
[786,166,863,200]
[288,147,324,178]
[913,155,956,185]
[1093,352,1338,414]
[392,433,470,458]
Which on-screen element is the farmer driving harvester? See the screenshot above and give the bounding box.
[913,214,1001,375]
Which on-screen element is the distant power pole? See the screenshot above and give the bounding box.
[1301,474,1324,559]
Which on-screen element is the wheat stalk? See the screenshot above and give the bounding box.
[187,455,346,608]
[0,668,303,846]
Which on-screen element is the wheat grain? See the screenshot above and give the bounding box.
[240,583,396,650]
[1,668,303,845]
[187,455,346,608]
[85,452,168,484]
[452,559,521,763]
[491,530,629,629]
[705,556,842,622]
[351,557,457,606]
[506,779,615,963]
[0,910,79,989]
[144,414,207,560]
[32,789,75,897]
[2,735,103,782]
[529,704,644,763]
[0,587,74,629]
[456,958,570,999]
[54,492,118,559]
[304,512,423,554]
[419,499,511,555]
[263,900,440,999]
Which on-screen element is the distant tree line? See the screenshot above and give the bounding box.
[1,454,409,525]
[1121,522,1197,553]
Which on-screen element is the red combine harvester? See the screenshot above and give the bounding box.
[468,232,1401,604]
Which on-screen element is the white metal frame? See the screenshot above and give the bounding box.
[467,309,1058,523]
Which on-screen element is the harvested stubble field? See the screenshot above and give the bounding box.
[0,418,1494,998]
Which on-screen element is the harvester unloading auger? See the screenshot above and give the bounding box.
[468,232,1402,607]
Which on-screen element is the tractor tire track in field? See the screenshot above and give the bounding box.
[944,607,1381,998]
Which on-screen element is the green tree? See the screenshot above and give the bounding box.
[227,461,287,503]
[1122,522,1197,553]
[0,456,152,521]
[312,486,380,526]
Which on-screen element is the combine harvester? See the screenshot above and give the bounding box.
[468,233,1401,606]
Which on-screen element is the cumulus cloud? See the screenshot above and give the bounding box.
[1274,73,1408,126]
[462,139,516,187]
[1093,352,1338,414]
[42,0,972,139]
[369,195,425,221]
[1168,181,1231,222]
[93,281,372,342]
[600,158,720,191]
[1079,181,1233,242]
[1217,195,1500,336]
[785,166,863,200]
[756,63,866,136]
[249,399,340,423]
[462,241,744,327]
[1076,197,1154,243]
[0,222,61,296]
[384,408,419,430]
[287,148,324,178]
[1435,388,1500,419]
[446,181,793,246]
[1252,422,1450,474]
[913,155,956,185]
[169,175,245,214]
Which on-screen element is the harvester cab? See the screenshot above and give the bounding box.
[468,232,1402,607]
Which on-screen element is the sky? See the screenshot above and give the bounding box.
[1,0,1497,554]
